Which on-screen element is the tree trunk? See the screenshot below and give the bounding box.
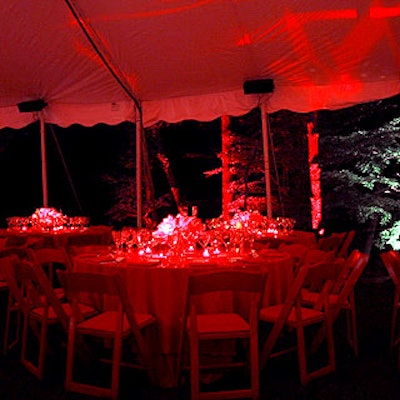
[221,115,233,220]
[156,153,183,212]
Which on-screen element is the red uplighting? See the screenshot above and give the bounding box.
[296,9,358,21]
[84,0,214,22]
[370,6,400,19]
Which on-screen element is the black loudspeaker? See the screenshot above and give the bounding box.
[17,99,47,113]
[243,79,274,94]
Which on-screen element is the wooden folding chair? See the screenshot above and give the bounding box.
[260,262,337,385]
[28,247,72,292]
[58,270,157,400]
[278,243,309,274]
[0,255,15,355]
[0,247,35,355]
[179,269,265,400]
[336,230,356,258]
[303,249,369,356]
[1,255,75,379]
[317,232,345,250]
[380,250,400,355]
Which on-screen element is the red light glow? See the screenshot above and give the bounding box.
[370,6,400,19]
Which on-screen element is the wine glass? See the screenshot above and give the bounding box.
[135,228,153,255]
[111,230,122,255]
[121,227,133,253]
[197,231,211,256]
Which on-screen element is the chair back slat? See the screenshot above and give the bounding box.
[58,270,147,337]
[0,247,32,261]
[318,232,347,253]
[61,271,120,296]
[29,247,72,270]
[1,255,33,313]
[336,230,356,258]
[332,249,369,297]
[188,270,264,295]
[381,251,400,286]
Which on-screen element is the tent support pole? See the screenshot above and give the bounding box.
[136,112,143,228]
[40,113,48,208]
[261,102,272,218]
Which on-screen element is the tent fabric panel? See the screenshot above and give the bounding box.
[0,1,400,129]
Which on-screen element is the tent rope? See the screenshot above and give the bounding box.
[49,124,84,214]
[62,0,141,114]
[267,109,285,216]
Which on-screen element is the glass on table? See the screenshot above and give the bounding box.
[111,230,123,254]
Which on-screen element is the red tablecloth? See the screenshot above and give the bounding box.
[0,225,112,248]
[73,250,293,387]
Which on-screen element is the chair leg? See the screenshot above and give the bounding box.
[391,296,399,350]
[260,317,287,367]
[20,315,48,380]
[296,323,309,385]
[189,331,199,400]
[110,327,123,400]
[298,319,336,385]
[3,293,21,355]
[398,341,400,370]
[250,332,260,400]
[20,313,29,367]
[326,317,336,373]
[65,322,76,391]
[66,327,124,400]
[37,318,48,379]
[347,294,358,356]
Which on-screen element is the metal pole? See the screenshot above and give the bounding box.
[261,103,272,218]
[40,112,48,207]
[136,111,142,228]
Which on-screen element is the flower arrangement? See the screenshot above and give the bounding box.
[30,207,68,231]
[6,207,90,232]
[152,213,205,256]
[153,213,204,241]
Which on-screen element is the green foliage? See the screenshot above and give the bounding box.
[379,220,400,250]
[320,112,400,249]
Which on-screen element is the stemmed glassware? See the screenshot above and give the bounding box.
[120,227,134,253]
[197,231,211,256]
[111,230,123,255]
[135,228,153,255]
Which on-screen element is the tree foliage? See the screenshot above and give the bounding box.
[319,106,400,249]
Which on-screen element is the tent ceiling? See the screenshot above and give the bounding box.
[1,1,400,128]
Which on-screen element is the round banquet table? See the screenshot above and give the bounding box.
[0,225,112,248]
[73,250,294,388]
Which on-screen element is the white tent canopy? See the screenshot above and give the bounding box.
[1,1,400,129]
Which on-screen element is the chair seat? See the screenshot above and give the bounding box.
[301,290,350,309]
[38,288,65,304]
[189,313,250,335]
[180,270,264,400]
[260,304,325,326]
[31,302,96,322]
[77,310,155,337]
[59,270,157,399]
[54,287,66,299]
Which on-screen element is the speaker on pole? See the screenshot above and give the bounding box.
[243,79,274,94]
[17,99,47,113]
